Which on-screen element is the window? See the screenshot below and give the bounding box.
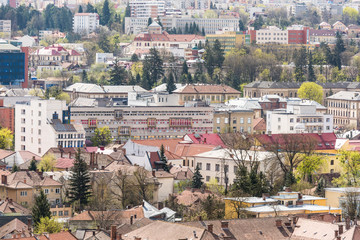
[206,176,210,182]
[58,211,63,216]
[331,160,334,165]
[55,198,60,204]
[21,145,25,150]
[38,129,41,135]
[326,118,330,122]
[234,166,238,173]
[197,162,202,170]
[240,118,244,124]
[278,125,281,130]
[44,189,49,194]
[21,127,25,133]
[290,118,294,123]
[38,148,41,154]
[55,188,60,194]
[38,111,41,117]
[64,211,69,216]
[21,136,25,142]
[20,191,27,196]
[224,118,228,124]
[38,120,41,126]
[21,109,25,114]
[326,126,330,130]
[215,177,219,182]
[38,139,41,144]
[21,118,25,123]
[216,127,220,132]
[290,126,294,130]
[215,164,220,172]
[247,118,251,124]
[278,118,281,122]
[52,211,57,216]
[224,165,229,173]
[206,163,211,171]
[216,118,220,124]
[233,118,236,124]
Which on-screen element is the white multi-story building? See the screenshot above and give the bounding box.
[129,0,165,18]
[73,13,99,35]
[15,99,85,156]
[266,104,333,134]
[256,26,288,44]
[0,20,11,39]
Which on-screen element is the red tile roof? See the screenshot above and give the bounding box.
[256,133,337,151]
[17,151,41,162]
[55,158,74,169]
[134,31,204,43]
[0,150,14,160]
[14,231,77,240]
[174,143,216,157]
[85,147,98,153]
[132,139,182,153]
[253,118,266,131]
[185,133,226,148]
[70,207,144,222]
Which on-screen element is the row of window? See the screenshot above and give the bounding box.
[216,117,251,124]
[197,162,238,173]
[52,210,69,216]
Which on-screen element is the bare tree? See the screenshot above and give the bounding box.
[341,190,360,222]
[111,169,134,209]
[133,167,157,203]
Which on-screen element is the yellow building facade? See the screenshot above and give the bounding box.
[206,32,250,52]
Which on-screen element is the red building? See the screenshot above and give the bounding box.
[0,99,14,132]
[20,47,29,88]
[287,26,309,44]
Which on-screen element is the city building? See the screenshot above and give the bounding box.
[64,83,147,101]
[0,171,63,207]
[319,21,331,30]
[0,20,11,39]
[73,13,99,35]
[69,102,214,141]
[0,44,25,86]
[332,21,347,32]
[206,31,250,52]
[0,99,14,132]
[266,104,333,134]
[213,107,255,134]
[309,29,337,44]
[129,0,165,18]
[287,25,309,44]
[255,26,288,44]
[327,91,360,128]
[15,99,85,156]
[173,84,241,105]
[325,187,360,209]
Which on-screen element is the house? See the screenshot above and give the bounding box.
[347,24,360,37]
[319,21,331,30]
[0,171,63,207]
[325,187,360,209]
[183,133,225,148]
[309,29,337,44]
[333,21,347,32]
[169,165,193,185]
[0,150,14,168]
[0,218,31,239]
[0,198,31,215]
[152,170,174,202]
[50,203,72,219]
[11,231,77,239]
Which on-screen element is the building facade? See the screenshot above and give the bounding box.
[255,26,288,44]
[206,31,250,52]
[129,0,165,18]
[0,44,25,86]
[0,20,11,39]
[213,108,254,134]
[73,13,99,35]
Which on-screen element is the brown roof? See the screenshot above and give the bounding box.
[174,84,240,94]
[292,218,346,240]
[14,231,77,240]
[0,218,30,239]
[116,218,153,235]
[17,151,41,162]
[122,221,212,240]
[253,118,266,131]
[169,166,193,180]
[70,207,144,222]
[3,171,62,189]
[0,150,15,160]
[174,189,213,206]
[174,143,216,157]
[0,199,31,215]
[182,217,293,240]
[132,139,182,153]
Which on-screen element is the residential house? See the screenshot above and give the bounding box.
[173,84,241,105]
[0,198,31,215]
[319,21,331,30]
[0,171,63,207]
[309,29,337,44]
[73,13,99,35]
[347,24,360,37]
[0,150,14,168]
[333,21,347,32]
[50,203,72,219]
[11,231,77,240]
[325,187,360,209]
[213,107,255,133]
[152,170,174,202]
[0,218,31,239]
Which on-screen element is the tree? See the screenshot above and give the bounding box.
[147,17,152,26]
[125,3,131,17]
[100,0,111,26]
[92,126,112,146]
[342,190,360,221]
[36,217,62,234]
[296,154,324,183]
[110,59,127,85]
[37,153,56,172]
[293,47,307,82]
[182,61,188,75]
[213,40,224,68]
[28,158,37,171]
[166,73,176,93]
[69,148,91,211]
[334,32,345,70]
[32,190,51,227]
[238,19,245,31]
[160,144,169,172]
[315,177,326,197]
[252,16,264,30]
[201,195,225,220]
[143,48,164,87]
[86,3,95,13]
[141,70,151,90]
[307,51,316,82]
[192,165,203,189]
[333,151,360,187]
[131,53,139,62]
[112,169,133,209]
[11,164,18,173]
[81,70,88,83]
[0,128,13,150]
[78,5,83,13]
[297,82,323,104]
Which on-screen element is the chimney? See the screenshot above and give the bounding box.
[152,170,155,177]
[185,171,187,178]
[221,221,229,229]
[204,138,206,143]
[335,230,339,238]
[49,175,53,179]
[23,178,26,184]
[337,237,341,240]
[207,224,213,233]
[1,175,7,185]
[339,225,343,235]
[319,214,324,221]
[111,225,117,240]
[69,152,71,159]
[116,234,122,240]
[113,148,117,152]
[276,219,282,227]
[346,217,350,230]
[293,216,297,225]
[101,166,105,170]
[130,216,133,225]
[336,214,341,223]
[93,231,96,236]
[27,218,31,231]
[198,216,202,221]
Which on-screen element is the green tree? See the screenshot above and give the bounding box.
[293,47,307,82]
[135,73,141,84]
[192,165,203,189]
[36,217,62,234]
[252,16,264,30]
[182,61,188,75]
[37,153,56,172]
[296,154,324,183]
[11,164,18,173]
[109,59,127,85]
[213,39,224,68]
[125,3,131,17]
[141,70,151,90]
[69,148,91,211]
[307,51,316,82]
[167,73,176,93]
[100,0,111,26]
[297,82,323,103]
[333,151,360,187]
[81,70,88,83]
[143,48,164,87]
[28,158,37,171]
[203,42,215,76]
[0,128,13,150]
[131,53,139,62]
[334,32,345,69]
[91,126,112,146]
[147,17,152,26]
[86,2,95,13]
[238,19,245,31]
[32,190,51,227]
[78,5,83,13]
[315,177,326,197]
[159,144,169,172]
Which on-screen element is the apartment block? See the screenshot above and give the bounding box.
[206,31,250,52]
[0,44,25,86]
[15,99,85,156]
[255,26,288,44]
[73,13,99,35]
[129,0,165,18]
[0,20,11,39]
[266,104,333,134]
[213,108,255,134]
